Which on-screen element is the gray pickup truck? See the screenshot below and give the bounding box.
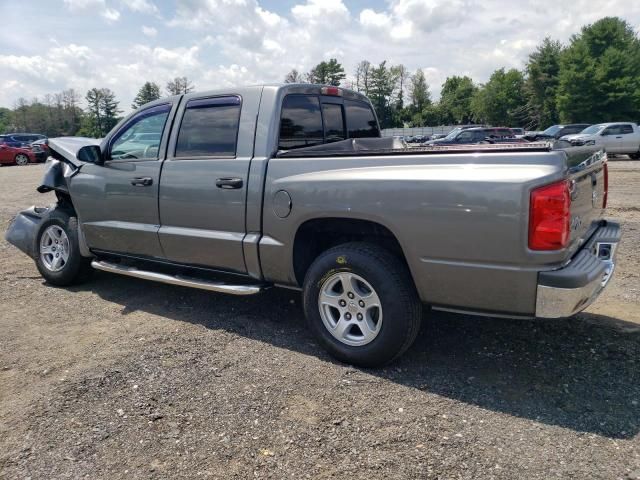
[5,84,621,367]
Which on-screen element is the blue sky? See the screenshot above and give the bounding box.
[1,0,639,111]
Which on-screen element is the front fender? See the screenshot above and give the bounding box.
[36,157,78,194]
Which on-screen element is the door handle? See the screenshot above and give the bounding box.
[216,177,243,189]
[131,177,153,186]
[615,136,622,139]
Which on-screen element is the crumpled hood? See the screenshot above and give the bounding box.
[48,136,101,167]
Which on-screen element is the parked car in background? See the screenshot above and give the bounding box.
[510,127,525,136]
[430,133,447,140]
[426,127,522,145]
[0,133,46,148]
[0,141,37,166]
[524,124,590,141]
[31,138,50,162]
[561,123,640,159]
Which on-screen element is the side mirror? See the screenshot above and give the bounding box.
[77,145,104,165]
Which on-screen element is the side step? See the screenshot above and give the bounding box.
[91,260,265,296]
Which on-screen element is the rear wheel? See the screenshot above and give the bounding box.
[34,209,93,286]
[15,154,29,166]
[302,242,422,367]
[629,152,640,160]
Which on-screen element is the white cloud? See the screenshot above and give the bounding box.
[142,26,157,37]
[101,7,120,22]
[63,0,104,10]
[3,0,640,109]
[123,0,158,14]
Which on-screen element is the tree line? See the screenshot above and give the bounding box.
[0,77,195,138]
[2,16,638,138]
[285,16,640,129]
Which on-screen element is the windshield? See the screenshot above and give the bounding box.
[542,125,562,136]
[580,124,604,135]
[443,127,462,140]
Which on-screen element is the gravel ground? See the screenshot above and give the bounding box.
[0,161,639,479]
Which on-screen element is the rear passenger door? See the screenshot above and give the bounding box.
[158,92,259,273]
[619,124,637,151]
[600,125,623,152]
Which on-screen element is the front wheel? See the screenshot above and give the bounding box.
[302,242,422,367]
[34,209,93,286]
[15,153,29,166]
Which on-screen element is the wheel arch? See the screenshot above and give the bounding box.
[292,217,411,287]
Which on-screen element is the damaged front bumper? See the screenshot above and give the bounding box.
[535,221,621,318]
[5,206,54,260]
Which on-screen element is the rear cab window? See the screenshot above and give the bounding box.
[175,96,241,157]
[621,124,634,134]
[278,94,378,151]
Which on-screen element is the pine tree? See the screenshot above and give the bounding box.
[525,38,563,128]
[557,17,640,123]
[307,59,346,86]
[132,82,161,109]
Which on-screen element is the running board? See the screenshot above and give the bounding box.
[91,260,264,295]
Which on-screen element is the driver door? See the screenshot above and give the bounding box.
[70,102,178,258]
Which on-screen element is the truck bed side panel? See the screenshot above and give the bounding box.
[260,152,569,315]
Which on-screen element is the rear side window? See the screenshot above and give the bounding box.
[345,100,379,138]
[621,124,634,134]
[176,96,241,157]
[279,95,323,150]
[322,103,345,143]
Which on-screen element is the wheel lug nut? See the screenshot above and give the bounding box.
[358,300,365,308]
[345,313,352,320]
[347,292,354,299]
[339,299,346,307]
[357,313,363,320]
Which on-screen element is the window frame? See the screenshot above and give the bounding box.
[321,101,347,144]
[277,94,380,151]
[107,103,172,162]
[173,95,242,160]
[277,94,325,151]
[343,98,380,139]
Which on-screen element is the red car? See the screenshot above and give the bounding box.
[0,140,37,166]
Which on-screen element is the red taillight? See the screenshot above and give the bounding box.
[321,86,342,96]
[602,162,608,209]
[528,180,571,250]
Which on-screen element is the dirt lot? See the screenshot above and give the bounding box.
[0,161,639,479]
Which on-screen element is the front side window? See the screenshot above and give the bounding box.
[279,95,323,150]
[345,100,379,138]
[603,125,622,136]
[175,96,241,157]
[457,131,475,142]
[110,104,171,160]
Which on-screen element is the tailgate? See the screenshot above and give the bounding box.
[565,147,607,255]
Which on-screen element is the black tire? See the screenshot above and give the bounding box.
[302,242,422,367]
[15,153,30,166]
[629,152,640,160]
[34,209,93,286]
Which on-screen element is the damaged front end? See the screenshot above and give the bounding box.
[5,137,98,259]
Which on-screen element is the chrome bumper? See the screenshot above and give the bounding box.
[535,221,621,318]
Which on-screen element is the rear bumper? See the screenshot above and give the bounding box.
[535,221,621,318]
